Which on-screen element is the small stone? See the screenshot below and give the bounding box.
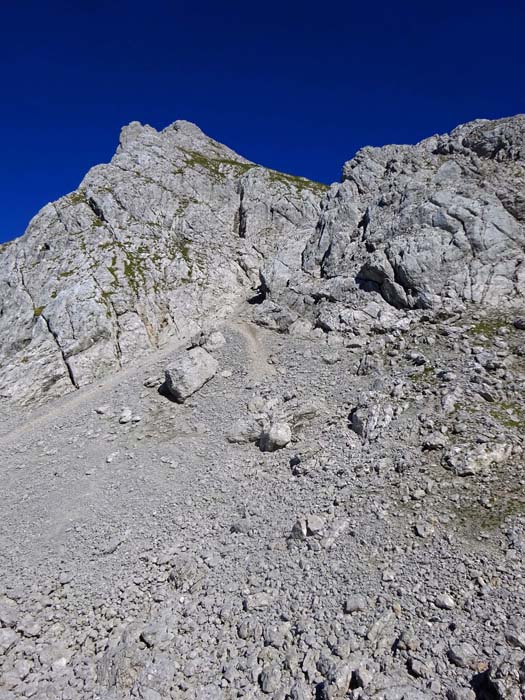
[201,330,226,352]
[382,569,395,582]
[505,627,525,650]
[95,404,110,414]
[446,689,476,700]
[0,628,19,654]
[408,657,433,679]
[435,593,456,610]
[119,407,132,424]
[322,348,341,365]
[18,616,41,637]
[259,422,292,452]
[39,642,72,668]
[290,680,311,700]
[290,518,307,540]
[259,665,281,693]
[248,396,266,413]
[1,671,19,690]
[344,595,367,613]
[407,351,427,365]
[243,592,272,610]
[415,520,434,538]
[14,659,32,680]
[306,514,325,535]
[100,538,123,555]
[0,600,18,627]
[448,642,477,668]
[397,628,420,651]
[237,618,262,641]
[288,319,313,337]
[227,417,261,444]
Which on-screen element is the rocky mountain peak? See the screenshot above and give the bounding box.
[0,119,324,403]
[0,115,524,700]
[117,118,251,165]
[1,115,524,404]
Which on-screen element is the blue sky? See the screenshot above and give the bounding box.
[1,0,524,243]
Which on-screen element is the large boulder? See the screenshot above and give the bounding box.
[164,347,218,403]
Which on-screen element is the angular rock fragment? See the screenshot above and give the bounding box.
[442,442,512,476]
[259,422,292,451]
[227,417,262,444]
[200,330,226,352]
[349,400,394,441]
[164,347,218,403]
[447,643,477,668]
[344,595,367,614]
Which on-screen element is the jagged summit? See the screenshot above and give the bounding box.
[117,118,253,165]
[0,115,524,403]
[0,119,324,403]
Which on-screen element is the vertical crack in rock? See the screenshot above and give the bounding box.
[237,182,247,238]
[19,261,79,389]
[40,312,79,389]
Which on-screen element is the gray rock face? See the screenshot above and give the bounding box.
[0,121,323,404]
[251,115,519,323]
[1,114,524,404]
[268,115,525,330]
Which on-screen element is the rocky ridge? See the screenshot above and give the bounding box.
[0,120,324,403]
[0,115,524,699]
[2,115,524,405]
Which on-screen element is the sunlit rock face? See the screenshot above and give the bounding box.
[0,120,324,403]
[1,114,524,403]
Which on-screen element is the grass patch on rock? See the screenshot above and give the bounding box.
[468,317,508,339]
[266,169,330,195]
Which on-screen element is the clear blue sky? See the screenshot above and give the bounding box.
[1,0,524,243]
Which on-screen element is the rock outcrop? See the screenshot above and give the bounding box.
[0,121,323,403]
[1,114,524,404]
[266,115,525,331]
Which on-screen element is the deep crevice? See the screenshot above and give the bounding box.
[237,184,247,238]
[247,283,267,305]
[88,197,107,222]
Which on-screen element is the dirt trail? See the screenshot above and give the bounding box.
[225,318,275,381]
[0,313,270,447]
[0,333,189,446]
